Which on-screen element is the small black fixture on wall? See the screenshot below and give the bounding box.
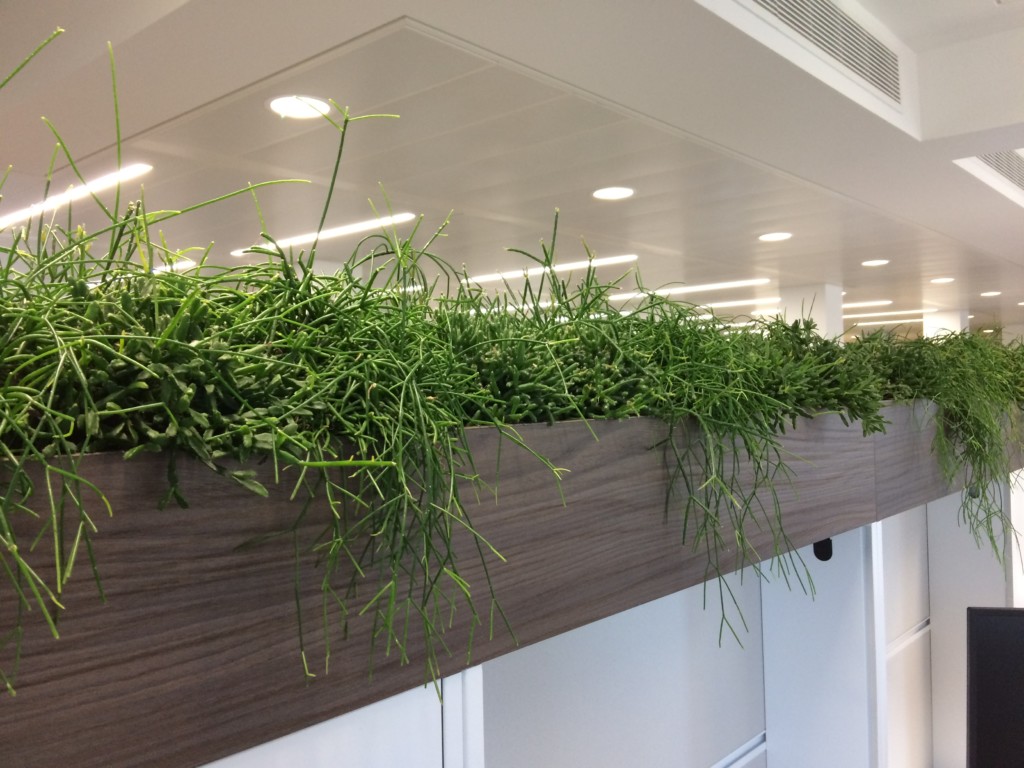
[813,538,833,561]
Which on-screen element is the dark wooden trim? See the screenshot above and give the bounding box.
[0,405,1004,766]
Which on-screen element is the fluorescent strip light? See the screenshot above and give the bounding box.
[698,297,781,310]
[462,254,638,285]
[592,187,634,200]
[843,308,938,319]
[0,163,153,230]
[861,259,890,267]
[842,300,892,309]
[269,95,330,119]
[610,278,771,303]
[152,258,196,274]
[231,212,416,256]
[851,318,925,327]
[758,232,792,242]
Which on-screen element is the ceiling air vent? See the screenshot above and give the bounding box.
[954,150,1024,210]
[750,0,900,103]
[978,151,1024,193]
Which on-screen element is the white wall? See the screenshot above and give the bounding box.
[201,685,443,768]
[479,574,766,768]
[761,527,875,768]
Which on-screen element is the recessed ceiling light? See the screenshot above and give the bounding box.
[980,291,1002,297]
[0,162,153,230]
[930,277,955,284]
[610,277,771,302]
[231,212,416,256]
[268,95,331,119]
[842,300,892,309]
[843,308,938,319]
[861,259,890,267]
[758,232,792,242]
[462,254,638,285]
[592,186,634,201]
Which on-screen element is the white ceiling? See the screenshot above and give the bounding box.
[3,0,1024,335]
[855,0,1024,50]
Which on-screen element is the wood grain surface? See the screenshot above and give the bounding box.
[0,406,1011,766]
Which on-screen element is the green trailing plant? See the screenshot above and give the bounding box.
[846,329,1024,551]
[1,31,1023,694]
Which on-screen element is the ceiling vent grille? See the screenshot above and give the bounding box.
[978,151,1024,193]
[751,0,901,103]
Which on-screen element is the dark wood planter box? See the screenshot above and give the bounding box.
[1,404,958,766]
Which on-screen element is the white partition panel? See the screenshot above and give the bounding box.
[202,685,443,768]
[927,490,1008,768]
[880,505,933,767]
[881,506,931,641]
[762,527,875,768]
[442,667,486,768]
[886,629,933,768]
[479,574,765,768]
[1011,469,1024,607]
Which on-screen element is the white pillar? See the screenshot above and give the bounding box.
[779,283,844,338]
[923,310,967,337]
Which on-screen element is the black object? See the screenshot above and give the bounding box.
[812,538,833,561]
[966,607,1024,767]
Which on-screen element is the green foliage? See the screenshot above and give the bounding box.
[847,330,1024,549]
[1,31,1023,694]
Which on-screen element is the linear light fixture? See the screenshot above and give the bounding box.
[697,296,781,310]
[231,212,417,256]
[610,277,771,303]
[268,95,330,119]
[592,187,634,200]
[462,254,638,285]
[0,163,153,231]
[843,308,938,319]
[152,258,196,274]
[861,259,890,267]
[842,300,892,309]
[851,318,925,327]
[930,277,955,284]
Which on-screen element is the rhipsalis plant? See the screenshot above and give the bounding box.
[1,32,1022,694]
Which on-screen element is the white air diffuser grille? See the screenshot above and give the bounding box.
[979,151,1024,193]
[751,0,901,103]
